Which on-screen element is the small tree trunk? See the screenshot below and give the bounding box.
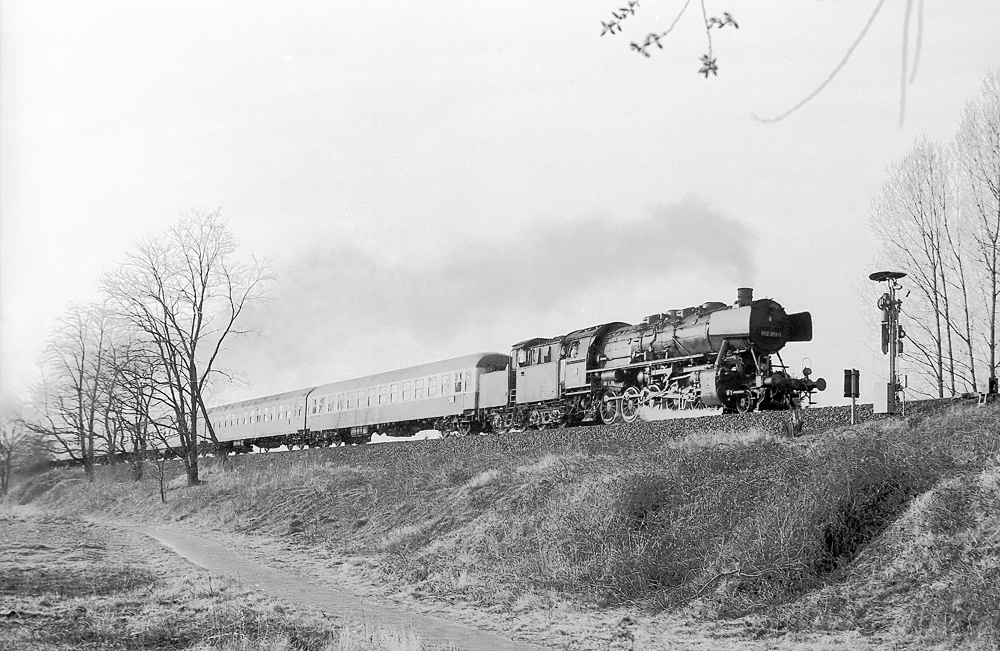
[185,441,200,486]
[156,457,166,503]
[132,436,146,482]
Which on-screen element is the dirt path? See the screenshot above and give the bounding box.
[138,524,550,651]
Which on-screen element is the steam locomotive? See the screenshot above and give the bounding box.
[207,288,826,449]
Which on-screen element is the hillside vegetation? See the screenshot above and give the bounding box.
[11,403,1000,649]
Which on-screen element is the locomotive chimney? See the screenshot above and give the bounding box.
[737,287,753,307]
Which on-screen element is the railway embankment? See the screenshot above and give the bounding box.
[8,401,1000,650]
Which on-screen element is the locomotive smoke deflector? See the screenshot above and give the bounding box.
[786,311,814,342]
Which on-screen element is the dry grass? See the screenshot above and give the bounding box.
[0,511,452,651]
[10,403,1000,649]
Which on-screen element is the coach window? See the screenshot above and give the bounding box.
[402,381,412,401]
[415,378,424,400]
[441,374,452,396]
[390,383,399,403]
[336,394,343,411]
[455,372,465,393]
[428,376,438,398]
[368,387,376,407]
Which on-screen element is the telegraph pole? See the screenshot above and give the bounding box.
[870,271,907,414]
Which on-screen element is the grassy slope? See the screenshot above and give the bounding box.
[11,403,1000,649]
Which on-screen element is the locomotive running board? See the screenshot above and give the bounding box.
[585,351,727,375]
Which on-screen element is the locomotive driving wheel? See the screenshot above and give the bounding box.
[599,391,619,425]
[621,386,641,423]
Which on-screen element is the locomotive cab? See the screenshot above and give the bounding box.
[511,337,562,404]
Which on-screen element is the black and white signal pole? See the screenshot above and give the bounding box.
[870,270,907,414]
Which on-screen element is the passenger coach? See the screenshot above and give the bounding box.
[207,352,510,450]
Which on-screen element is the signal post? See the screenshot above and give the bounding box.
[844,369,860,424]
[870,271,906,414]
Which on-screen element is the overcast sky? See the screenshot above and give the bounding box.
[2,1,998,407]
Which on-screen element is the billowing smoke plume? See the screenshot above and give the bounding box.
[219,199,756,401]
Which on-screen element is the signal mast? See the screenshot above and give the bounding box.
[869,270,906,414]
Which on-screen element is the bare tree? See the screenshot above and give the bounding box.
[102,210,270,486]
[871,137,954,397]
[954,69,1000,393]
[870,70,1000,398]
[103,334,163,480]
[25,303,117,479]
[0,412,44,497]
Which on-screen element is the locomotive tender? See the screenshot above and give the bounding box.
[207,288,825,449]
